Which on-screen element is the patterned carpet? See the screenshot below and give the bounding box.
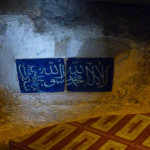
[10,114,150,150]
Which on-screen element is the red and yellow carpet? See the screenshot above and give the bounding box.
[10,114,150,150]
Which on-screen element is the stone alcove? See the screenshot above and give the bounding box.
[1,0,150,148]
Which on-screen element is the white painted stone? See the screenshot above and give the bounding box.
[0,15,103,92]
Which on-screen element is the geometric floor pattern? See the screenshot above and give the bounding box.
[10,114,150,150]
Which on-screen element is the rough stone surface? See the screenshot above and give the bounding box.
[1,0,150,149]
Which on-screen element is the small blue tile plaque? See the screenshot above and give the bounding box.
[67,58,114,92]
[16,58,65,93]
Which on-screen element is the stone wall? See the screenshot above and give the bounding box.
[1,0,150,148]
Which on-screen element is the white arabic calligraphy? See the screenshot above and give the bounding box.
[18,62,65,92]
[67,63,111,88]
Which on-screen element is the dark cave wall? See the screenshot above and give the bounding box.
[1,0,150,48]
[1,0,150,148]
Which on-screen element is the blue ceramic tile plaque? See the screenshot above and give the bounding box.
[67,58,114,92]
[16,58,65,93]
